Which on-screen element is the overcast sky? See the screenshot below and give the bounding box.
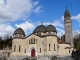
[0,0,80,37]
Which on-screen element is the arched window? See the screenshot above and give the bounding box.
[40,48,41,53]
[31,39,32,43]
[24,49,26,53]
[19,45,21,52]
[29,40,30,44]
[35,39,37,44]
[32,39,35,43]
[29,38,36,44]
[14,45,16,52]
[49,43,50,51]
[54,44,56,51]
[69,49,70,53]
[34,39,35,43]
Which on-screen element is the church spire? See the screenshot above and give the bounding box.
[64,7,71,18]
[64,7,74,47]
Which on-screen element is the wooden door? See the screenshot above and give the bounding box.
[31,49,35,57]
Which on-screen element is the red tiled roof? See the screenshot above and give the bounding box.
[64,47,73,49]
[58,40,71,44]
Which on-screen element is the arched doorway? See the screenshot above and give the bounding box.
[31,49,35,57]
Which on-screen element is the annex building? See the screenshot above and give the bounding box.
[10,9,74,60]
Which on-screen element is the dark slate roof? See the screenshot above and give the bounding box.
[33,23,57,33]
[13,28,25,35]
[64,9,71,18]
[33,25,46,33]
[46,24,57,32]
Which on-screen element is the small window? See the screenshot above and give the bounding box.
[31,39,32,43]
[54,44,56,51]
[29,40,31,44]
[19,45,21,52]
[48,32,51,35]
[40,48,41,53]
[22,35,23,38]
[69,49,70,53]
[37,33,41,36]
[15,34,18,37]
[33,39,35,43]
[24,49,26,53]
[49,43,50,51]
[14,45,16,52]
[18,34,19,37]
[32,39,34,43]
[35,39,37,44]
[19,34,22,38]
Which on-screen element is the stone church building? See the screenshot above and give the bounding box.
[10,9,74,60]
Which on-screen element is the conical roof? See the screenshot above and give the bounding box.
[64,9,71,18]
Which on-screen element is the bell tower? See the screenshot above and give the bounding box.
[64,8,74,47]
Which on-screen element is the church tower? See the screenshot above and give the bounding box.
[64,8,74,47]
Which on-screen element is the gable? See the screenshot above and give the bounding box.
[24,34,44,42]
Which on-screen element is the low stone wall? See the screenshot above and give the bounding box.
[37,56,51,60]
[9,55,58,60]
[9,55,73,60]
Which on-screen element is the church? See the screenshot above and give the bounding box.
[10,9,74,60]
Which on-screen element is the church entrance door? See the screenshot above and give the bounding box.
[31,49,35,57]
